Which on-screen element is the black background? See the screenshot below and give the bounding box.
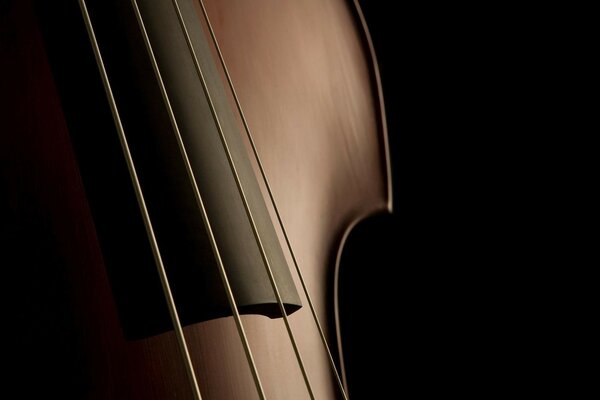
[339,2,551,397]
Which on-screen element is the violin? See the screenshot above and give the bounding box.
[1,0,392,398]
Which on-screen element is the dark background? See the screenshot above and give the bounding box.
[339,2,553,397]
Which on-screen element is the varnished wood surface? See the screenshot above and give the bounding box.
[190,0,391,397]
[1,0,390,398]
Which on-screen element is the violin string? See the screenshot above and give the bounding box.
[172,1,315,398]
[77,1,202,399]
[129,1,266,398]
[195,1,349,399]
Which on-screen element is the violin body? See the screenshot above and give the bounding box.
[1,0,391,398]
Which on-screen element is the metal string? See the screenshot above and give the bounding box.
[172,0,315,398]
[129,0,268,398]
[195,1,350,399]
[77,1,202,398]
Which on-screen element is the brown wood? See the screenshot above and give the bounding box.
[1,0,390,398]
